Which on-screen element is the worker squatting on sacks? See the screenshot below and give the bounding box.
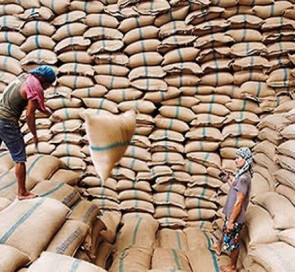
[0,65,61,200]
[211,147,253,272]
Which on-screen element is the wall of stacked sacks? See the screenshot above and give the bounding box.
[0,0,295,271]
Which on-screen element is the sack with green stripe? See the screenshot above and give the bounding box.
[85,110,135,184]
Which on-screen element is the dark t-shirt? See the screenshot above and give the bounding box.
[222,171,252,224]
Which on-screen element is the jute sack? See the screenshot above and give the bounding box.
[226,29,262,42]
[185,141,218,153]
[71,85,107,99]
[92,198,120,211]
[50,108,85,122]
[153,182,185,195]
[159,105,195,123]
[149,129,184,142]
[0,196,11,211]
[267,68,295,87]
[49,169,82,186]
[155,6,189,26]
[119,157,150,172]
[155,171,191,184]
[222,123,259,138]
[278,228,295,250]
[277,140,295,158]
[119,16,154,32]
[39,0,70,14]
[275,154,295,173]
[123,26,159,45]
[281,124,295,139]
[31,180,81,207]
[50,119,82,133]
[52,10,85,26]
[116,212,158,250]
[276,184,295,206]
[0,4,23,15]
[279,101,295,115]
[157,228,188,252]
[21,35,55,52]
[0,56,22,75]
[0,15,23,30]
[253,1,293,19]
[267,41,295,57]
[186,127,223,141]
[253,140,275,160]
[188,248,221,272]
[21,21,55,36]
[93,52,129,66]
[258,113,290,131]
[151,152,185,166]
[118,189,152,202]
[110,248,152,272]
[162,47,199,65]
[253,192,295,229]
[0,43,25,60]
[46,97,82,110]
[131,78,168,91]
[257,127,281,145]
[98,210,122,244]
[228,14,262,28]
[84,26,123,41]
[187,152,221,168]
[195,94,230,105]
[249,242,295,272]
[232,56,270,71]
[239,0,274,4]
[0,152,14,173]
[105,88,142,103]
[231,42,266,57]
[58,63,94,77]
[85,110,135,183]
[82,98,118,114]
[88,40,124,55]
[119,199,154,213]
[79,176,116,190]
[27,251,107,272]
[226,99,262,114]
[191,114,226,128]
[20,49,57,65]
[184,228,215,250]
[85,13,118,28]
[58,75,94,89]
[119,100,156,114]
[58,51,92,64]
[85,187,118,203]
[245,205,278,249]
[0,198,69,261]
[186,197,217,209]
[94,242,113,268]
[151,140,184,153]
[151,248,191,272]
[274,169,295,190]
[187,208,216,221]
[53,22,87,41]
[192,103,230,116]
[157,217,186,228]
[134,0,170,15]
[164,74,200,87]
[154,206,188,219]
[185,186,217,201]
[129,66,165,80]
[70,0,104,13]
[234,70,267,85]
[17,6,54,21]
[189,175,223,188]
[0,31,25,46]
[159,21,194,39]
[50,133,83,145]
[118,179,151,192]
[163,61,202,74]
[254,165,276,190]
[128,52,163,68]
[194,19,230,36]
[254,153,280,173]
[124,145,151,161]
[0,244,30,271]
[185,160,207,175]
[111,166,136,180]
[225,111,260,125]
[93,64,129,77]
[46,220,89,256]
[186,7,225,26]
[26,154,64,181]
[125,39,161,55]
[153,115,189,132]
[153,192,185,209]
[60,156,86,170]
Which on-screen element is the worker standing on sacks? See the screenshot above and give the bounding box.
[211,147,253,272]
[0,66,60,200]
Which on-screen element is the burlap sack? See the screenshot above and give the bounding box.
[155,6,189,26]
[60,156,86,170]
[110,248,152,272]
[254,153,280,173]
[49,169,82,186]
[151,248,191,272]
[119,16,154,32]
[249,242,295,272]
[154,205,188,219]
[58,51,92,64]
[0,152,14,173]
[186,197,217,210]
[226,29,262,42]
[123,26,159,44]
[187,248,220,272]
[222,123,259,139]
[131,78,168,92]
[192,103,230,116]
[0,198,69,261]
[185,186,217,202]
[52,22,87,41]
[0,244,30,272]
[20,35,55,52]
[46,220,89,256]
[245,205,278,249]
[27,251,107,272]
[162,47,199,65]
[186,127,224,141]
[253,192,295,229]
[157,228,188,252]
[70,0,104,13]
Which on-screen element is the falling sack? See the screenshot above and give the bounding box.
[85,110,136,184]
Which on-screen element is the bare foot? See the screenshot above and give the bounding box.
[220,264,236,272]
[18,193,38,200]
[210,245,222,256]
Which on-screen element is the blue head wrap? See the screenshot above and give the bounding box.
[30,65,56,83]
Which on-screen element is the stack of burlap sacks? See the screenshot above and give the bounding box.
[0,153,114,271]
[1,0,295,271]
